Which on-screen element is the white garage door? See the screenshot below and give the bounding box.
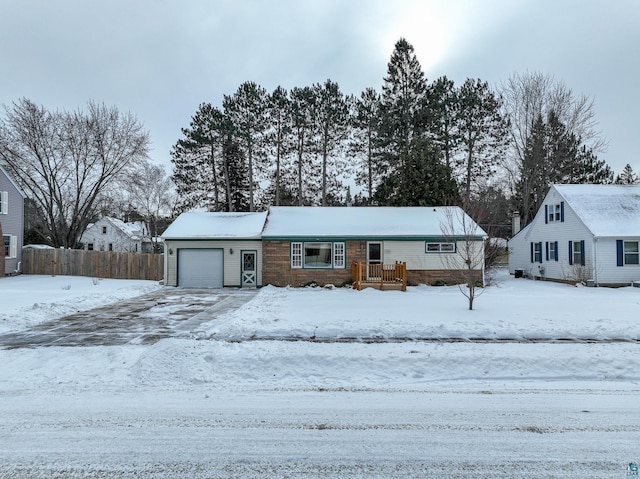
[178,249,224,288]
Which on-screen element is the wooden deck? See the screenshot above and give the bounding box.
[351,261,407,291]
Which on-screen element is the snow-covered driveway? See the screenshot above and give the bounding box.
[0,288,257,349]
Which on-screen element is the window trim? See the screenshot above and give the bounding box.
[3,234,17,258]
[623,240,639,265]
[290,241,346,269]
[0,191,8,215]
[425,242,456,253]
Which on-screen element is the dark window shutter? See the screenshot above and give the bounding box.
[617,240,624,266]
[568,241,573,265]
[560,202,565,222]
[580,240,585,266]
[554,241,559,261]
[530,242,534,263]
[545,205,548,224]
[545,242,549,261]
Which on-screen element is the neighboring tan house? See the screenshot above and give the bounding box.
[508,184,640,286]
[0,164,25,275]
[162,207,487,289]
[81,216,154,253]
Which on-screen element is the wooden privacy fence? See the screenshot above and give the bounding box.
[22,249,164,281]
[351,261,407,291]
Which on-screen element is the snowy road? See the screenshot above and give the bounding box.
[1,388,637,478]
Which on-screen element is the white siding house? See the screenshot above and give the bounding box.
[508,184,640,286]
[81,217,153,253]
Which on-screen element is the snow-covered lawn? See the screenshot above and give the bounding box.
[1,269,639,478]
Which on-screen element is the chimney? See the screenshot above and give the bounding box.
[512,211,521,236]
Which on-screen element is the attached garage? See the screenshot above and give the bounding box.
[177,248,223,288]
[162,211,267,288]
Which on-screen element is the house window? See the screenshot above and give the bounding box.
[548,204,561,222]
[426,242,455,253]
[108,243,113,252]
[304,242,332,268]
[290,241,345,269]
[87,243,94,251]
[0,191,8,214]
[291,242,302,268]
[547,241,558,261]
[624,241,639,265]
[102,226,107,234]
[569,240,585,266]
[533,242,542,263]
[333,242,345,268]
[3,234,17,258]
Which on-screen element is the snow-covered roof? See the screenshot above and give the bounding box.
[162,211,269,239]
[85,217,148,240]
[262,206,486,239]
[554,184,640,237]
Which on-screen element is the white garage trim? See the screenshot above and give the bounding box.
[177,248,224,288]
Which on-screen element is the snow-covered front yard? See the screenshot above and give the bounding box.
[1,269,639,478]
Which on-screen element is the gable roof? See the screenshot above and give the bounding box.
[554,184,640,237]
[84,216,149,240]
[0,164,26,198]
[162,211,268,240]
[262,206,486,239]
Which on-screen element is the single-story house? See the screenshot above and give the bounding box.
[81,216,154,253]
[162,211,268,288]
[0,164,25,275]
[508,184,640,286]
[162,206,486,288]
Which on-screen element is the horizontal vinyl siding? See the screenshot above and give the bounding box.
[164,240,262,287]
[384,240,483,270]
[596,238,640,285]
[0,171,24,274]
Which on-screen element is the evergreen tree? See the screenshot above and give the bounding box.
[426,76,461,169]
[221,135,249,212]
[374,137,459,206]
[515,111,613,224]
[223,81,268,211]
[170,103,226,212]
[455,78,510,208]
[377,38,428,174]
[266,86,292,206]
[314,79,351,206]
[615,163,639,184]
[351,87,381,203]
[290,86,317,206]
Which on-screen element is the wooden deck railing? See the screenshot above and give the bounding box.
[351,261,407,291]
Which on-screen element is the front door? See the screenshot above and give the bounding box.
[241,251,257,287]
[367,242,382,280]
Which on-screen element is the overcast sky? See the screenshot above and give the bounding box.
[1,0,638,177]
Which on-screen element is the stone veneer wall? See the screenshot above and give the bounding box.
[262,240,367,287]
[408,269,483,286]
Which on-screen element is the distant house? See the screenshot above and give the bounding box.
[0,164,25,275]
[80,216,154,253]
[508,184,640,286]
[162,207,487,289]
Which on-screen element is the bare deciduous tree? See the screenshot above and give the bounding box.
[500,71,607,195]
[0,98,149,248]
[439,207,487,310]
